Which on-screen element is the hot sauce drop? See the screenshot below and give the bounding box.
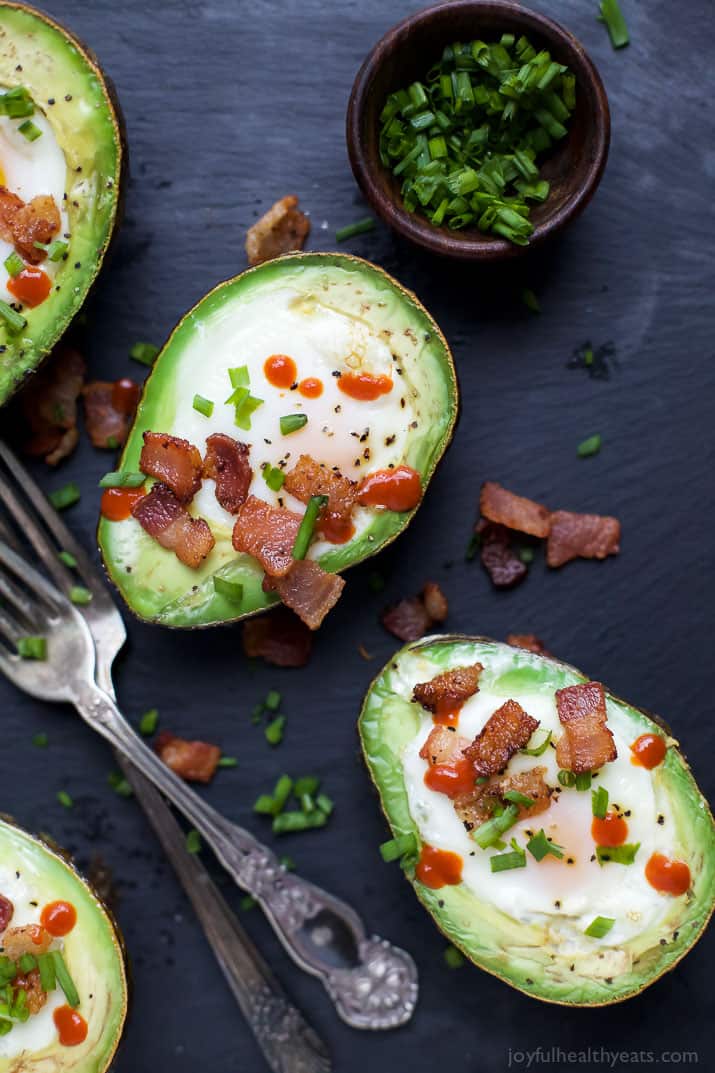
[7,265,52,308]
[319,515,355,544]
[100,486,146,521]
[357,465,422,511]
[264,354,297,389]
[591,810,629,847]
[111,378,141,415]
[415,844,463,889]
[337,371,393,401]
[424,757,476,799]
[41,900,77,937]
[645,852,691,895]
[630,733,667,769]
[298,377,323,399]
[54,1006,88,1047]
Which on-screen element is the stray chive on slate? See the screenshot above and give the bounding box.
[138,708,159,736]
[107,771,132,798]
[185,829,202,854]
[336,217,376,242]
[444,945,466,969]
[17,636,46,660]
[521,287,540,313]
[599,0,629,49]
[57,791,73,809]
[32,733,48,748]
[379,35,575,243]
[129,341,159,366]
[48,482,80,510]
[567,340,617,380]
[577,433,602,458]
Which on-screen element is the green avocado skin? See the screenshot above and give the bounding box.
[0,2,122,405]
[98,253,459,628]
[0,817,128,1071]
[358,636,715,1006]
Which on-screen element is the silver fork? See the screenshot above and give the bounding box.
[0,442,418,1032]
[0,444,331,1073]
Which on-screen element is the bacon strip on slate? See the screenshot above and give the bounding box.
[232,495,302,577]
[547,511,621,568]
[381,581,449,641]
[283,454,357,538]
[132,483,215,568]
[555,681,617,773]
[18,344,85,465]
[507,634,551,656]
[264,558,345,629]
[242,607,312,666]
[422,581,449,623]
[463,699,540,777]
[139,431,203,503]
[203,433,252,513]
[480,481,551,538]
[454,767,552,831]
[245,195,310,266]
[82,379,140,449]
[0,894,13,932]
[477,519,527,589]
[154,732,221,783]
[413,663,483,715]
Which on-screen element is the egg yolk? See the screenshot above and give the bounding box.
[0,164,5,185]
[591,810,629,847]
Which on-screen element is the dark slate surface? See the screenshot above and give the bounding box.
[2,1,714,1070]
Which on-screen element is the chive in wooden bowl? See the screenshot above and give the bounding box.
[346,0,610,260]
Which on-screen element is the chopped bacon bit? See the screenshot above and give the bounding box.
[264,559,345,629]
[1,925,51,959]
[555,681,617,773]
[131,483,215,568]
[480,481,551,538]
[0,186,23,243]
[413,663,483,714]
[357,643,373,661]
[82,380,139,449]
[419,725,470,766]
[12,195,61,264]
[454,767,552,830]
[507,634,551,656]
[245,195,310,266]
[283,454,357,536]
[232,495,303,577]
[242,607,312,666]
[381,581,449,641]
[477,519,528,589]
[547,510,621,568]
[422,581,449,623]
[202,434,252,513]
[17,345,85,465]
[13,968,47,1015]
[154,732,221,783]
[139,431,203,503]
[463,699,540,777]
[0,894,13,932]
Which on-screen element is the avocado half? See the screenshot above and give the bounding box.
[0,817,128,1070]
[99,252,459,628]
[0,2,123,404]
[359,636,715,1005]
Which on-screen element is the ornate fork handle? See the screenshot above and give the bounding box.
[71,679,418,1030]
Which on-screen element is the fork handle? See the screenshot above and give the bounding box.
[71,680,418,1030]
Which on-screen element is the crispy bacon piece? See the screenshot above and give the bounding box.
[547,511,621,568]
[463,699,540,777]
[283,454,357,535]
[202,433,252,514]
[422,581,448,623]
[245,195,310,266]
[242,607,312,666]
[12,195,61,264]
[381,582,449,641]
[264,559,345,629]
[154,732,221,783]
[419,726,470,766]
[477,520,528,589]
[13,968,47,1015]
[82,379,140,449]
[0,894,13,932]
[0,186,23,243]
[454,767,552,830]
[413,663,483,714]
[132,483,215,568]
[555,681,617,773]
[232,495,302,577]
[480,481,551,538]
[18,345,85,465]
[507,634,551,656]
[1,925,51,959]
[139,431,203,503]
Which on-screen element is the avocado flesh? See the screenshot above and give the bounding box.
[99,253,458,628]
[359,636,715,1006]
[0,818,127,1070]
[0,2,122,404]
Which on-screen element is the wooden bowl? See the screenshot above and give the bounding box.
[346,0,610,260]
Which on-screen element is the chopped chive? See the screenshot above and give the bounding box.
[98,471,145,488]
[465,532,480,561]
[300,792,315,813]
[443,945,465,969]
[335,217,376,242]
[34,238,69,262]
[4,252,23,277]
[138,708,159,736]
[521,287,540,313]
[240,895,257,911]
[0,300,26,333]
[17,119,42,142]
[234,394,263,430]
[57,790,73,809]
[575,771,592,791]
[213,576,244,602]
[596,843,640,866]
[217,755,238,768]
[280,413,308,436]
[185,829,202,854]
[51,951,79,1007]
[69,586,92,606]
[591,785,609,819]
[107,771,133,797]
[293,775,319,797]
[503,789,534,808]
[526,828,564,861]
[577,434,602,458]
[584,915,615,938]
[315,792,334,816]
[272,775,293,813]
[473,804,519,849]
[557,769,576,788]
[272,809,327,834]
[228,365,250,389]
[380,832,418,862]
[490,840,527,872]
[18,954,36,974]
[263,465,286,491]
[37,952,56,992]
[129,341,159,366]
[521,729,552,756]
[192,394,214,418]
[16,636,46,660]
[253,794,276,815]
[32,732,48,748]
[58,550,77,569]
[106,436,119,449]
[279,855,295,871]
[599,0,629,48]
[367,571,385,592]
[265,714,285,746]
[261,691,280,714]
[292,494,328,559]
[518,546,534,563]
[48,482,80,510]
[12,987,29,1021]
[0,86,35,118]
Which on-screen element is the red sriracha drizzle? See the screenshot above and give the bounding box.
[337,371,393,401]
[40,900,77,937]
[630,733,666,769]
[357,465,421,511]
[101,486,146,521]
[645,852,691,895]
[54,1006,88,1047]
[7,265,52,308]
[298,377,323,399]
[591,810,628,847]
[424,756,476,798]
[415,844,463,889]
[264,354,297,389]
